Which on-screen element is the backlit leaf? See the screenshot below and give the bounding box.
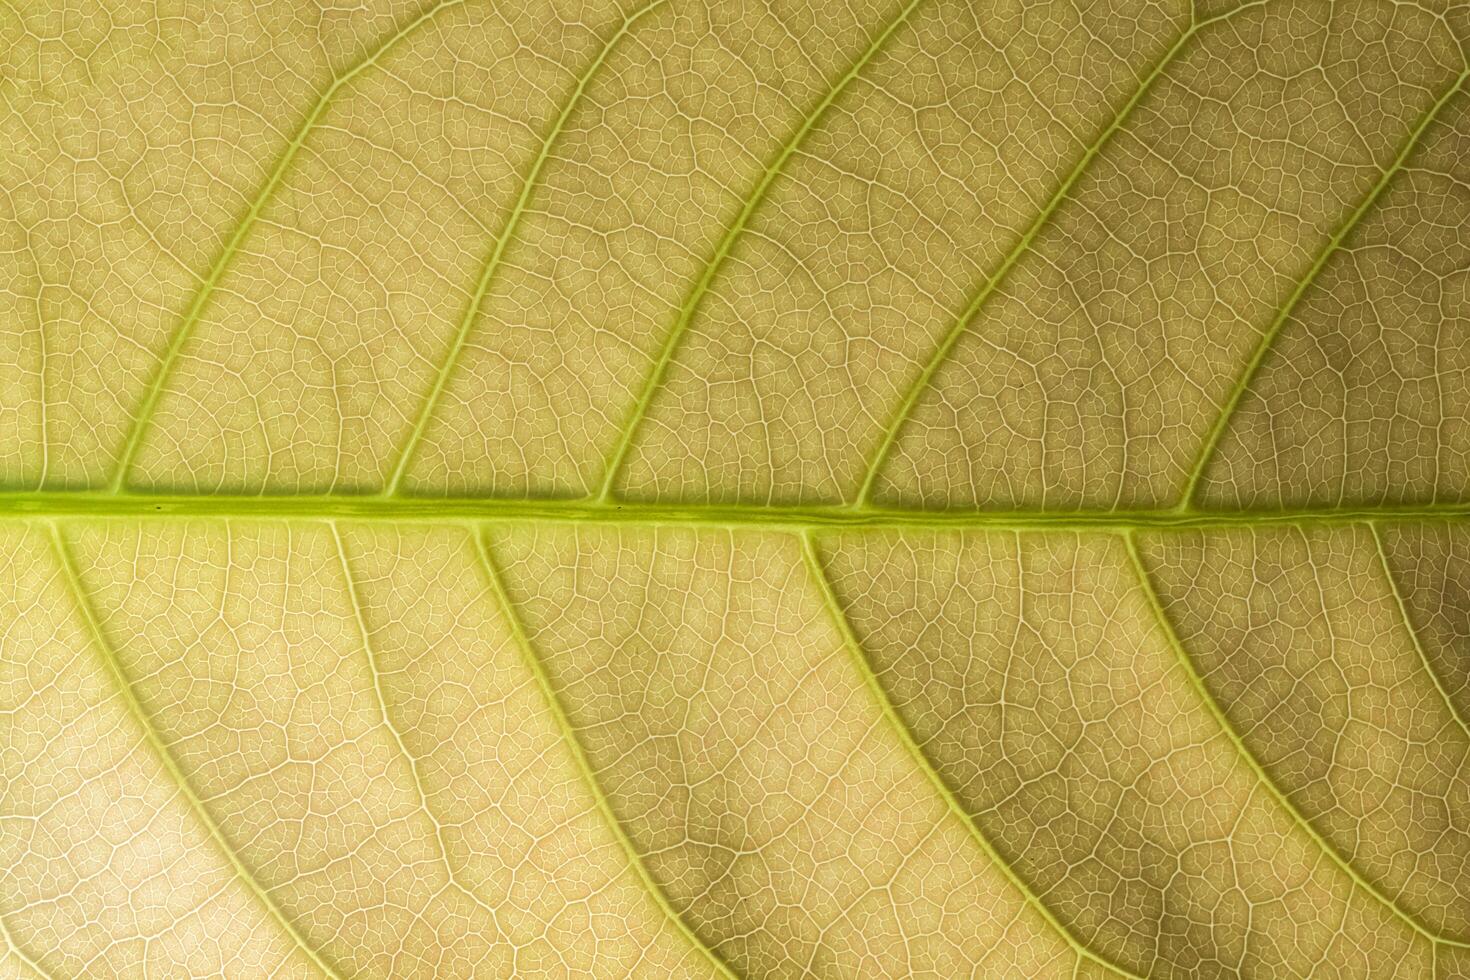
[2,0,1468,975]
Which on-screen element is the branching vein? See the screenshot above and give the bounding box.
[48,524,344,979]
[471,530,739,979]
[107,0,466,493]
[1124,531,1468,950]
[801,532,1141,979]
[1370,522,1470,744]
[594,0,927,501]
[1176,66,1470,509]
[853,1,1265,505]
[0,911,51,980]
[383,0,667,495]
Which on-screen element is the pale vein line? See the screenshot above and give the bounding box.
[383,0,666,495]
[0,911,51,980]
[470,530,738,979]
[27,225,49,491]
[1176,66,1470,510]
[1369,522,1470,743]
[593,0,927,502]
[1124,531,1468,949]
[329,522,505,932]
[47,523,343,978]
[852,2,1265,506]
[800,532,1142,979]
[107,0,466,492]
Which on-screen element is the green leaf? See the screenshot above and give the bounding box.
[2,0,1468,976]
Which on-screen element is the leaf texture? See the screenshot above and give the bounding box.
[2,0,1470,976]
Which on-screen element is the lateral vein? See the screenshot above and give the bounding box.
[472,530,739,979]
[0,911,52,980]
[853,1,1265,505]
[1370,523,1470,744]
[801,533,1140,979]
[48,523,344,978]
[1124,531,1466,949]
[1176,67,1470,509]
[108,0,466,492]
[383,0,667,494]
[594,0,927,501]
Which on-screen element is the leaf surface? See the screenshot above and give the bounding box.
[2,0,1469,976]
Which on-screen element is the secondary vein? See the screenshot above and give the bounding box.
[1124,531,1466,949]
[0,911,51,980]
[107,0,466,493]
[472,530,739,979]
[48,523,344,978]
[802,533,1141,979]
[852,1,1264,506]
[1176,66,1470,510]
[1370,522,1470,744]
[383,0,667,495]
[593,0,927,502]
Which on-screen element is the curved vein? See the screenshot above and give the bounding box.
[383,0,666,495]
[107,0,466,492]
[329,523,505,931]
[47,523,343,978]
[593,0,927,501]
[852,2,1265,506]
[1176,67,1470,510]
[0,911,51,980]
[1370,522,1470,743]
[800,532,1141,979]
[1123,531,1466,949]
[471,530,738,979]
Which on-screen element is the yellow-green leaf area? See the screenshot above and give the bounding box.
[2,0,1469,976]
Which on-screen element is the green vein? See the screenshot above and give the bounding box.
[1124,532,1468,950]
[47,523,344,979]
[1370,523,1470,744]
[329,523,505,931]
[471,530,739,979]
[852,1,1263,506]
[1176,66,1470,510]
[107,0,466,493]
[383,0,665,495]
[800,533,1140,979]
[593,0,927,502]
[5,491,1470,531]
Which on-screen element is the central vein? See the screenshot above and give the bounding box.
[2,492,1466,531]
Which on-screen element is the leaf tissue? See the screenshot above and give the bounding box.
[2,0,1469,975]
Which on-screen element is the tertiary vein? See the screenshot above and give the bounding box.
[332,524,506,931]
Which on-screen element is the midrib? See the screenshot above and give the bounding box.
[2,491,1467,531]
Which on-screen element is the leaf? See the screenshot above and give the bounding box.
[1,0,1468,976]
